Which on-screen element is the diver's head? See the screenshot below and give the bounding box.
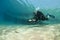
[34,7,40,13]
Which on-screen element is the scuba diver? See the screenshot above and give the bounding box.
[33,10,48,21]
[28,7,55,23]
[28,10,48,22]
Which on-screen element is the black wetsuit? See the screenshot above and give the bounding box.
[33,11,48,22]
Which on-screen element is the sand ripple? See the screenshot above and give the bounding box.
[0,24,60,40]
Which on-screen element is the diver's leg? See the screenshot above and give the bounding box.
[46,13,55,19]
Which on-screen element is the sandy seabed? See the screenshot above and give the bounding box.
[0,24,60,40]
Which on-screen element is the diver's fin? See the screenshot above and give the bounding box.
[46,13,55,18]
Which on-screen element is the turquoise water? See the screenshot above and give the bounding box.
[0,8,60,25]
[0,0,60,25]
